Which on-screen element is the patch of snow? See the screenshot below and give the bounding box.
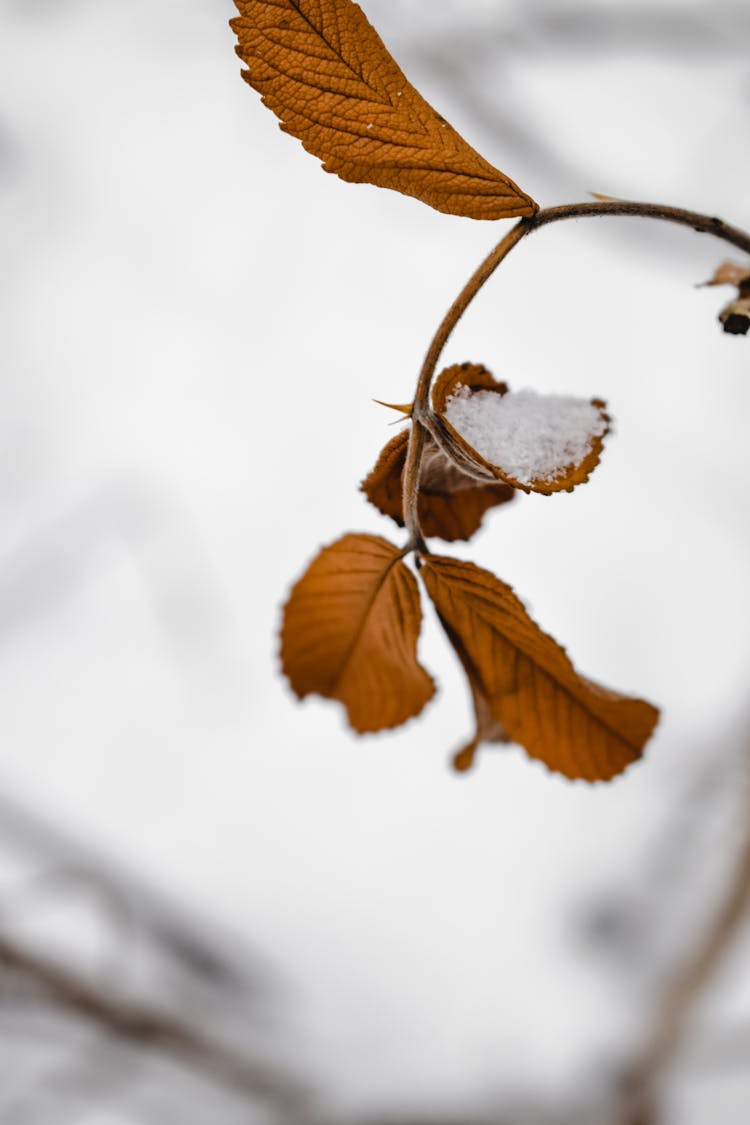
[444,386,607,485]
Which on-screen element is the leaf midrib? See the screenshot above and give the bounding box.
[331,550,402,693]
[428,563,650,752]
[282,0,386,101]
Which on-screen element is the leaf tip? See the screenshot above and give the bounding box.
[452,744,478,773]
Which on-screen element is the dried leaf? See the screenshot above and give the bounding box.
[452,680,510,773]
[360,426,515,542]
[429,363,610,496]
[281,533,434,732]
[420,554,659,781]
[231,0,537,220]
[701,260,750,289]
[701,260,750,336]
[437,617,510,773]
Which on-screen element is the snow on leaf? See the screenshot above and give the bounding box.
[430,364,610,495]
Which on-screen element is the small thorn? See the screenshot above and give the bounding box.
[373,399,413,419]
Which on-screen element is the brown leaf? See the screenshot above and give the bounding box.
[360,426,515,542]
[701,260,750,336]
[702,260,750,289]
[420,554,659,781]
[280,533,434,732]
[231,0,537,220]
[437,618,510,773]
[452,681,510,773]
[429,363,611,496]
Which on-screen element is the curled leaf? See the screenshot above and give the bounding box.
[701,259,750,336]
[429,364,610,495]
[702,260,750,289]
[281,533,434,732]
[452,682,510,773]
[231,0,537,220]
[438,618,510,773]
[420,554,659,781]
[360,422,515,543]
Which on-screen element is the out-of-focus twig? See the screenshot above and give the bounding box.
[618,742,750,1124]
[0,930,310,1119]
[0,789,270,1001]
[385,1,750,196]
[388,2,750,58]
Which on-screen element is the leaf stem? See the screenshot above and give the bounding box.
[401,418,428,555]
[402,199,750,546]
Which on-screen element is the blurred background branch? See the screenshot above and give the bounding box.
[616,733,750,1124]
[1,0,750,1121]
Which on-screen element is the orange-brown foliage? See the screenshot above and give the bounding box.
[281,534,434,732]
[231,0,537,220]
[420,554,659,780]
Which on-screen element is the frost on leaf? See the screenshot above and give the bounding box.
[361,420,515,543]
[280,533,434,733]
[702,259,750,336]
[430,364,610,495]
[419,554,659,781]
[230,0,537,220]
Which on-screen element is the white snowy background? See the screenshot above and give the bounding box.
[1,0,750,1121]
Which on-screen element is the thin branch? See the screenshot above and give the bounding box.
[617,745,750,1124]
[0,790,270,1000]
[402,200,750,546]
[0,931,310,1118]
[401,418,429,554]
